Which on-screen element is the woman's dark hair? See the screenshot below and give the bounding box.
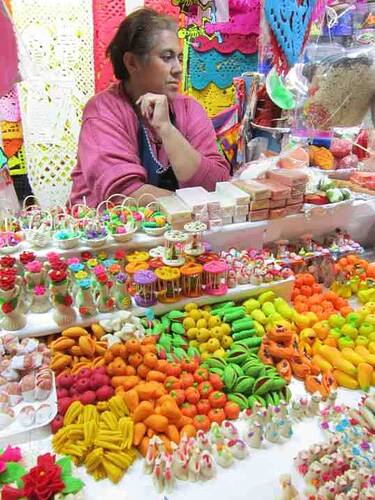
[106,8,177,81]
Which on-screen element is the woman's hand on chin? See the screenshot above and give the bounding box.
[136,93,172,135]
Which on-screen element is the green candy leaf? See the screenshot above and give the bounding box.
[62,477,85,494]
[57,456,72,477]
[0,462,26,484]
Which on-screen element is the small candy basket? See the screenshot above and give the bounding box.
[203,260,229,296]
[53,214,81,249]
[184,221,207,256]
[139,196,169,236]
[100,201,137,243]
[25,211,52,249]
[155,266,181,303]
[133,269,157,307]
[121,196,144,229]
[0,228,23,254]
[163,230,188,267]
[125,261,149,295]
[70,202,96,221]
[180,261,203,297]
[80,217,108,248]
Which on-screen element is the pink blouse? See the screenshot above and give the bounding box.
[69,83,230,206]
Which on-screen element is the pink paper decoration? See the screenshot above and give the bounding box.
[0,2,18,97]
[93,0,126,93]
[144,0,180,19]
[206,0,261,35]
[0,86,21,122]
[193,33,258,54]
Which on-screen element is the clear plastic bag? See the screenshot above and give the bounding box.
[298,46,375,131]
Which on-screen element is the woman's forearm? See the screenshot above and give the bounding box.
[159,123,201,183]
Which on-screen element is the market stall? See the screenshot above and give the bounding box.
[0,1,374,500]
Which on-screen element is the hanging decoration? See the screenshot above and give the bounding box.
[172,0,215,15]
[205,0,261,35]
[144,0,180,18]
[263,0,317,74]
[92,0,126,93]
[193,33,258,54]
[11,0,95,208]
[178,16,219,41]
[189,83,235,118]
[189,48,258,90]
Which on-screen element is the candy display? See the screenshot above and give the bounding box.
[2,1,375,498]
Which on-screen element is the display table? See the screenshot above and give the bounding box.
[9,199,375,263]
[11,381,362,500]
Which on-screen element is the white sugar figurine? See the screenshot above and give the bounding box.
[199,451,216,480]
[307,392,321,416]
[279,418,293,439]
[278,474,300,500]
[290,400,303,420]
[265,420,280,444]
[244,422,263,449]
[221,420,239,440]
[216,445,234,468]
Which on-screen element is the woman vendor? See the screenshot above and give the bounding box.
[69,8,230,207]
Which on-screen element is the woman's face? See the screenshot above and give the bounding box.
[132,30,183,100]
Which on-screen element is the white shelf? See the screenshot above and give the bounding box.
[7,221,267,261]
[2,277,294,338]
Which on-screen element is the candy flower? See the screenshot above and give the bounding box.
[94,264,106,276]
[49,270,67,283]
[50,260,68,272]
[87,258,98,269]
[97,251,108,262]
[46,252,60,263]
[116,272,127,283]
[68,263,84,274]
[2,300,15,313]
[9,453,64,499]
[80,251,93,261]
[97,273,108,284]
[34,285,46,296]
[78,278,91,289]
[0,256,16,268]
[114,250,126,261]
[75,270,88,280]
[63,295,73,306]
[0,275,16,291]
[108,263,121,276]
[66,257,80,265]
[26,260,43,273]
[19,251,36,265]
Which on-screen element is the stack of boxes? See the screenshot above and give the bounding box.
[158,170,309,229]
[158,195,192,229]
[266,170,308,216]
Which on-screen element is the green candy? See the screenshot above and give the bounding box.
[232,318,254,332]
[232,329,256,341]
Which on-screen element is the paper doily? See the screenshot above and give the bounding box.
[93,0,125,93]
[189,47,258,90]
[11,0,95,208]
[0,86,21,122]
[188,83,235,118]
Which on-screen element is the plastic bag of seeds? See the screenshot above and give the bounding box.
[293,46,375,134]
